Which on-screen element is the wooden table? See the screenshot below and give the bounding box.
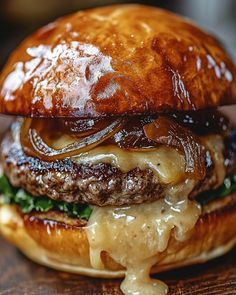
[0,235,236,295]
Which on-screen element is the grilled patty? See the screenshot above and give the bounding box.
[1,127,236,206]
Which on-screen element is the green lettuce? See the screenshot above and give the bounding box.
[196,174,236,205]
[0,175,92,220]
[1,172,236,219]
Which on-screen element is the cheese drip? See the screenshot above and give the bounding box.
[74,146,185,184]
[86,180,201,295]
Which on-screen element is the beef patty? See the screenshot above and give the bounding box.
[1,126,236,206]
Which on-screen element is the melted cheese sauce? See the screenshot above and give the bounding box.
[13,122,225,294]
[14,120,225,186]
[72,135,224,186]
[74,146,185,184]
[86,180,201,295]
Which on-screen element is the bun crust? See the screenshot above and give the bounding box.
[0,4,235,117]
[1,192,236,277]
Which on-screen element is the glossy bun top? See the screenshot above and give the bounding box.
[0,4,235,117]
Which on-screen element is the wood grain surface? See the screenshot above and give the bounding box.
[0,236,236,295]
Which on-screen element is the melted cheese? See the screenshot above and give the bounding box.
[72,135,225,185]
[86,180,201,295]
[13,122,225,294]
[74,146,185,184]
[14,120,225,186]
[71,134,224,294]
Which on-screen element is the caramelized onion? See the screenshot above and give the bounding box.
[20,110,227,159]
[143,116,207,179]
[107,110,228,150]
[21,118,124,161]
[108,116,157,149]
[20,111,220,170]
[58,118,115,137]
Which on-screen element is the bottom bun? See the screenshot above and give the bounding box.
[0,193,236,278]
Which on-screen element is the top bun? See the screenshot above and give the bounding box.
[0,4,235,118]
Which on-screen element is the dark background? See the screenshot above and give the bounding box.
[0,0,236,71]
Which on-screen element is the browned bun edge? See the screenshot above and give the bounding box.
[0,192,236,278]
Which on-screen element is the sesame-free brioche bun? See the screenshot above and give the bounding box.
[1,192,236,278]
[0,4,235,118]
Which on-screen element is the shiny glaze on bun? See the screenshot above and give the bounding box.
[0,4,235,117]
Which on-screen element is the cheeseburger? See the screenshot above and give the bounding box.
[0,4,236,295]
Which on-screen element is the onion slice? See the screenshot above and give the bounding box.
[20,118,124,161]
[143,116,207,180]
[59,118,116,138]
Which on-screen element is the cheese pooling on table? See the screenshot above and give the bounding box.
[86,180,201,295]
